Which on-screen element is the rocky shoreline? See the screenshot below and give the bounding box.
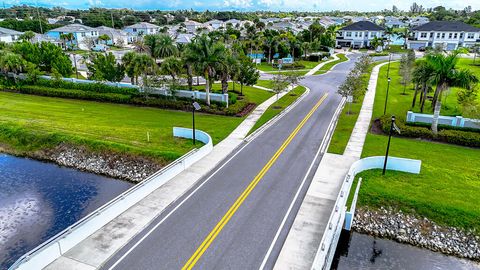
[353,207,480,261]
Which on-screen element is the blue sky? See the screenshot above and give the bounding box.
[5,0,480,12]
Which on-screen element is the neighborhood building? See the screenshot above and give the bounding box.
[123,22,160,38]
[336,21,385,48]
[384,16,406,28]
[407,21,480,51]
[205,19,225,30]
[409,16,430,27]
[96,26,129,46]
[183,20,203,33]
[46,24,99,50]
[0,27,22,43]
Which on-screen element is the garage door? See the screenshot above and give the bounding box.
[446,43,457,51]
[409,42,426,50]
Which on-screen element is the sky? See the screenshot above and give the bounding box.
[4,0,480,12]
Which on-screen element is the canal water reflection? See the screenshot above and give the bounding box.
[0,154,133,269]
[332,231,480,270]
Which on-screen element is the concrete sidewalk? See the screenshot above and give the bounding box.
[304,54,340,76]
[274,61,387,270]
[44,89,293,270]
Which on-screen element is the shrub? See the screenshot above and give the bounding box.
[18,85,132,103]
[33,79,139,95]
[307,53,330,62]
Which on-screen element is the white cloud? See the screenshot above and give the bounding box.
[224,0,253,8]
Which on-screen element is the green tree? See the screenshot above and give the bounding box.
[87,52,125,82]
[98,34,111,44]
[237,55,259,95]
[0,51,27,83]
[411,60,434,112]
[122,52,155,85]
[160,56,183,81]
[19,30,35,42]
[144,34,178,60]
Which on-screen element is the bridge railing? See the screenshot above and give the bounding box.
[310,156,421,270]
[9,127,213,270]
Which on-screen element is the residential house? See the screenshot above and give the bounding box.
[225,19,242,28]
[124,22,160,38]
[96,26,129,46]
[183,20,203,34]
[409,16,430,27]
[329,17,345,25]
[318,17,336,28]
[408,21,480,51]
[336,21,385,48]
[31,33,61,46]
[175,33,195,44]
[385,16,406,28]
[0,27,22,43]
[205,19,225,30]
[271,22,299,34]
[46,24,98,50]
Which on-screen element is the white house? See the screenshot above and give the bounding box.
[175,33,195,44]
[205,19,225,30]
[336,21,385,48]
[408,21,480,51]
[46,24,99,50]
[0,27,22,43]
[385,16,406,28]
[183,20,203,33]
[124,22,160,38]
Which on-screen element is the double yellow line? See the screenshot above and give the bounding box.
[182,93,329,270]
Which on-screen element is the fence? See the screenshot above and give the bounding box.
[9,127,213,270]
[310,156,422,270]
[407,111,480,129]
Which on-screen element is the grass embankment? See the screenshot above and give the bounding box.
[248,86,307,134]
[314,53,348,75]
[355,59,480,233]
[327,61,386,154]
[0,92,244,163]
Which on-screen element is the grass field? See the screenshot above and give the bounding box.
[255,80,274,89]
[0,92,243,162]
[314,54,348,75]
[192,82,273,105]
[248,86,306,134]
[256,60,321,74]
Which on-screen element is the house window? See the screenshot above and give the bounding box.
[460,33,464,39]
[420,32,427,38]
[81,32,86,37]
[430,32,434,38]
[436,33,440,38]
[133,28,137,32]
[441,33,445,39]
[346,31,352,37]
[467,33,475,39]
[354,32,359,37]
[454,33,458,39]
[91,31,94,35]
[448,33,453,39]
[371,32,376,37]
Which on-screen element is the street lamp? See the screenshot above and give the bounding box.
[386,53,392,78]
[192,96,201,145]
[382,115,398,175]
[383,77,391,115]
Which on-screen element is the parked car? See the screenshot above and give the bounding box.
[418,46,426,52]
[335,44,342,49]
[353,44,360,50]
[92,44,109,52]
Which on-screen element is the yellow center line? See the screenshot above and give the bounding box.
[182,93,329,270]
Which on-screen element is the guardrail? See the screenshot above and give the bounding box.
[9,127,213,270]
[311,156,421,270]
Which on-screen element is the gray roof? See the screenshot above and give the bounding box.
[96,26,129,37]
[0,26,23,35]
[48,23,95,33]
[340,21,385,31]
[125,22,159,29]
[412,21,480,32]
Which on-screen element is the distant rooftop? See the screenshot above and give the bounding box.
[0,26,23,35]
[412,21,480,32]
[340,21,385,31]
[125,22,159,29]
[48,23,95,32]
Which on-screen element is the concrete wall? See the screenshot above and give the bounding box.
[311,156,421,270]
[9,128,213,270]
[407,111,480,129]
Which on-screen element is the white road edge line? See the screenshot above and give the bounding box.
[107,86,312,270]
[258,96,346,270]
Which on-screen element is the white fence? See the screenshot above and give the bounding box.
[9,127,213,270]
[407,111,480,129]
[310,156,422,270]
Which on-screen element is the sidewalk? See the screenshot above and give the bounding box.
[44,89,292,269]
[274,61,386,270]
[304,54,340,76]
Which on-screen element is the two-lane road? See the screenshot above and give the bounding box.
[101,54,359,270]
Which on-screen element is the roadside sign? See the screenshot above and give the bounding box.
[255,58,261,64]
[278,59,283,65]
[193,102,201,111]
[278,64,283,69]
[282,57,294,64]
[393,122,401,134]
[346,95,353,103]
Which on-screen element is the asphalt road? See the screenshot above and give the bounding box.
[101,54,360,270]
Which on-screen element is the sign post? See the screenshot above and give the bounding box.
[382,115,400,175]
[192,99,201,145]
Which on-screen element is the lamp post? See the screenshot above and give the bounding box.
[192,96,201,145]
[383,77,391,115]
[386,53,392,78]
[72,53,79,79]
[382,115,396,175]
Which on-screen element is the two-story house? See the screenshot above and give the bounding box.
[47,24,98,50]
[123,22,160,40]
[0,27,22,43]
[336,21,385,48]
[408,21,480,51]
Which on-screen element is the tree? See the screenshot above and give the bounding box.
[160,56,183,81]
[399,54,413,95]
[98,34,111,44]
[183,35,227,105]
[122,52,156,85]
[271,74,290,100]
[384,26,394,47]
[426,51,479,134]
[60,33,75,50]
[237,55,259,96]
[87,52,125,82]
[397,27,411,49]
[25,62,43,83]
[337,70,365,111]
[0,52,27,82]
[19,30,35,42]
[144,34,178,60]
[411,60,434,112]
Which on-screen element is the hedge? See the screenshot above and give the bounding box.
[306,53,331,62]
[33,79,139,95]
[407,121,480,133]
[379,115,480,148]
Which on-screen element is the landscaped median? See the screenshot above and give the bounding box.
[313,53,348,75]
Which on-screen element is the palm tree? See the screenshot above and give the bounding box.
[411,60,434,112]
[397,27,411,49]
[122,52,155,85]
[384,26,394,48]
[183,35,227,105]
[160,56,183,81]
[19,31,35,42]
[133,40,149,54]
[426,51,479,134]
[154,34,178,59]
[0,52,27,83]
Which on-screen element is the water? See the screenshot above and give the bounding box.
[332,232,480,270]
[0,154,133,269]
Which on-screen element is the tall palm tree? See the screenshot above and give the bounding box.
[397,27,411,49]
[154,34,178,59]
[0,52,27,82]
[160,56,183,81]
[384,26,394,48]
[426,51,479,134]
[122,52,155,85]
[184,35,227,105]
[411,60,434,112]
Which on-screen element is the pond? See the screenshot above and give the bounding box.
[0,154,133,269]
[332,231,480,270]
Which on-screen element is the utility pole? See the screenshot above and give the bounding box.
[36,1,43,34]
[111,12,115,28]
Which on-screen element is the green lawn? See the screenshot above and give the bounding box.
[256,60,321,74]
[192,82,273,105]
[0,92,243,163]
[248,86,306,134]
[255,80,274,89]
[314,54,348,75]
[355,57,480,233]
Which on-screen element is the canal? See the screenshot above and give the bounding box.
[0,154,133,269]
[332,231,480,270]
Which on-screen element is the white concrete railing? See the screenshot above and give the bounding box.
[406,111,480,129]
[9,127,212,270]
[311,156,422,270]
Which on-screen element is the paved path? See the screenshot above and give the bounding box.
[304,54,340,76]
[274,61,389,269]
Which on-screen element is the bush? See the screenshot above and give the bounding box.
[33,79,139,95]
[407,121,480,133]
[18,85,132,103]
[307,53,330,62]
[379,115,480,147]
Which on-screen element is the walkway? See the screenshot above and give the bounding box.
[304,54,340,76]
[274,60,386,269]
[43,87,294,270]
